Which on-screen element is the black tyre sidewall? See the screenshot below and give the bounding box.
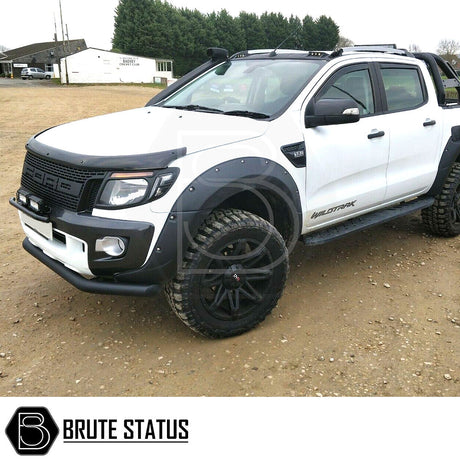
[423,163,460,237]
[448,165,460,234]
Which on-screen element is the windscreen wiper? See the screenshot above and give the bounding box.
[165,104,223,113]
[223,110,270,119]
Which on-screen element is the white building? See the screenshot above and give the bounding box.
[60,48,174,84]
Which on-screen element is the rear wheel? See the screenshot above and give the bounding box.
[422,162,460,236]
[165,209,289,338]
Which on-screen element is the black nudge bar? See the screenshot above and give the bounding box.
[23,238,161,297]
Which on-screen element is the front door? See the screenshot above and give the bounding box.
[303,64,390,229]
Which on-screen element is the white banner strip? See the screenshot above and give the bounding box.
[0,397,458,459]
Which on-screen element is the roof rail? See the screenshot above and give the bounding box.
[335,45,414,58]
[231,49,310,59]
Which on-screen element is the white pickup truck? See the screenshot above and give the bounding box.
[10,45,460,337]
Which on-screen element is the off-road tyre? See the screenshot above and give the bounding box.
[422,162,460,237]
[165,209,289,338]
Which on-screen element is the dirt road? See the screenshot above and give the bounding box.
[0,84,458,396]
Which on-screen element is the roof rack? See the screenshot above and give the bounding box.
[332,45,414,58]
[342,44,414,57]
[231,49,310,59]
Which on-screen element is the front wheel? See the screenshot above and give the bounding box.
[422,162,460,236]
[165,209,289,338]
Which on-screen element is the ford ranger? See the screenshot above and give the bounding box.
[10,45,460,337]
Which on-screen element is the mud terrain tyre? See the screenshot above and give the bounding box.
[165,209,289,338]
[422,162,460,237]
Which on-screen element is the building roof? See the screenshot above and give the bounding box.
[0,40,86,61]
[64,47,173,62]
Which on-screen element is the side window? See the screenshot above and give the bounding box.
[381,67,425,112]
[317,68,375,116]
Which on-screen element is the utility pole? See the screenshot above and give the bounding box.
[59,0,65,48]
[59,0,69,84]
[65,24,71,53]
[54,13,61,80]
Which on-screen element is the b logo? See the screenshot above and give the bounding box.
[5,407,59,455]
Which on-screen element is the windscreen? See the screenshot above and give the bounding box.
[160,58,325,118]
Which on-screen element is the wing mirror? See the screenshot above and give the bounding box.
[305,99,360,128]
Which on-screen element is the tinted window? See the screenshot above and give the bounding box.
[317,68,375,116]
[381,67,425,111]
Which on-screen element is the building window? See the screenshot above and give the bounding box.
[45,64,53,73]
[156,61,172,72]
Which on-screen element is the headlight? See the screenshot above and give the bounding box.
[99,178,149,207]
[96,170,178,208]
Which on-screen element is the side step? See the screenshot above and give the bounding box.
[303,197,434,246]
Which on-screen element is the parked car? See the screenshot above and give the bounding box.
[10,45,460,338]
[21,67,53,80]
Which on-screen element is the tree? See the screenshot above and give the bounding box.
[437,39,460,65]
[112,1,341,76]
[208,9,245,54]
[301,15,317,50]
[437,39,460,55]
[284,15,303,50]
[175,8,209,75]
[337,36,354,48]
[113,0,154,55]
[239,12,266,50]
[260,12,290,49]
[314,15,339,50]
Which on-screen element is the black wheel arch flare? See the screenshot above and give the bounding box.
[428,126,460,196]
[114,157,302,285]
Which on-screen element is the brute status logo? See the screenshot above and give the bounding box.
[5,407,59,456]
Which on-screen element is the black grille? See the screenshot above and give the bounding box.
[21,152,106,212]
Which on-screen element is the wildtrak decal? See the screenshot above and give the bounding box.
[311,201,357,219]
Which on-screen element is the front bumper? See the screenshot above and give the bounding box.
[23,238,161,296]
[11,197,164,295]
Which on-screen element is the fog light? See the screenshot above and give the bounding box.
[28,195,45,213]
[95,237,126,257]
[18,191,28,205]
[29,199,40,212]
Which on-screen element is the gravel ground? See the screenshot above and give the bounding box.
[0,83,458,397]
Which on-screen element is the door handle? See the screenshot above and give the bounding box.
[423,119,436,127]
[368,130,385,139]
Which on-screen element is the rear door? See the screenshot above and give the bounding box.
[303,63,390,228]
[377,63,442,200]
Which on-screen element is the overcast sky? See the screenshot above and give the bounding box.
[2,0,459,53]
